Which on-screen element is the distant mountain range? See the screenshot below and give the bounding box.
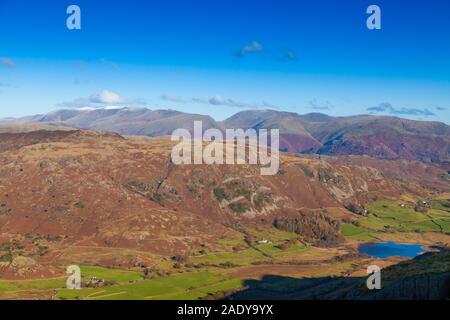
[2,107,449,163]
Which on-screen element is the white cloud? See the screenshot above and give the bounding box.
[236,41,263,57]
[89,90,127,104]
[58,90,147,109]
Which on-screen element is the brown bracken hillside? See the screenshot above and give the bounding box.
[0,127,447,279]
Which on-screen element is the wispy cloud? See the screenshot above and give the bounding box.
[192,97,208,104]
[367,102,435,116]
[161,94,187,103]
[0,57,15,68]
[160,92,280,110]
[192,95,279,109]
[435,106,446,111]
[58,90,147,109]
[193,95,252,108]
[260,101,281,110]
[278,49,298,62]
[100,58,119,69]
[73,78,91,85]
[309,99,332,110]
[58,98,92,109]
[208,96,250,108]
[236,41,263,58]
[235,42,300,63]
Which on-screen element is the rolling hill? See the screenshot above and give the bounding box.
[0,126,448,279]
[3,108,449,164]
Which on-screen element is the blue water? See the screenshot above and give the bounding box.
[358,242,427,259]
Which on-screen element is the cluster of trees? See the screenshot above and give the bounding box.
[273,211,344,247]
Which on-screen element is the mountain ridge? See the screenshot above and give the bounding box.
[2,107,449,163]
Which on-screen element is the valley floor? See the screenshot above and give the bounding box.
[1,196,449,300]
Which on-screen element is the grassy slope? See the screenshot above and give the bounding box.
[340,223,375,241]
[1,198,448,300]
[341,198,450,242]
[55,269,243,300]
[0,226,331,299]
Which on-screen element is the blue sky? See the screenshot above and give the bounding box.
[0,0,449,122]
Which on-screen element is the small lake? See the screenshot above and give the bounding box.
[358,242,427,259]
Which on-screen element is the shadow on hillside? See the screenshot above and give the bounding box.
[226,274,364,300]
[225,271,450,300]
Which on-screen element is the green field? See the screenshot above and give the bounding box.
[257,242,308,257]
[342,199,450,239]
[340,223,376,241]
[0,224,330,300]
[0,224,315,300]
[0,266,245,300]
[79,266,143,284]
[1,198,448,300]
[366,200,450,232]
[0,277,66,293]
[193,225,305,265]
[55,269,244,300]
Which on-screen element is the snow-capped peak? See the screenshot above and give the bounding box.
[103,105,127,110]
[77,107,96,111]
[76,106,128,111]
